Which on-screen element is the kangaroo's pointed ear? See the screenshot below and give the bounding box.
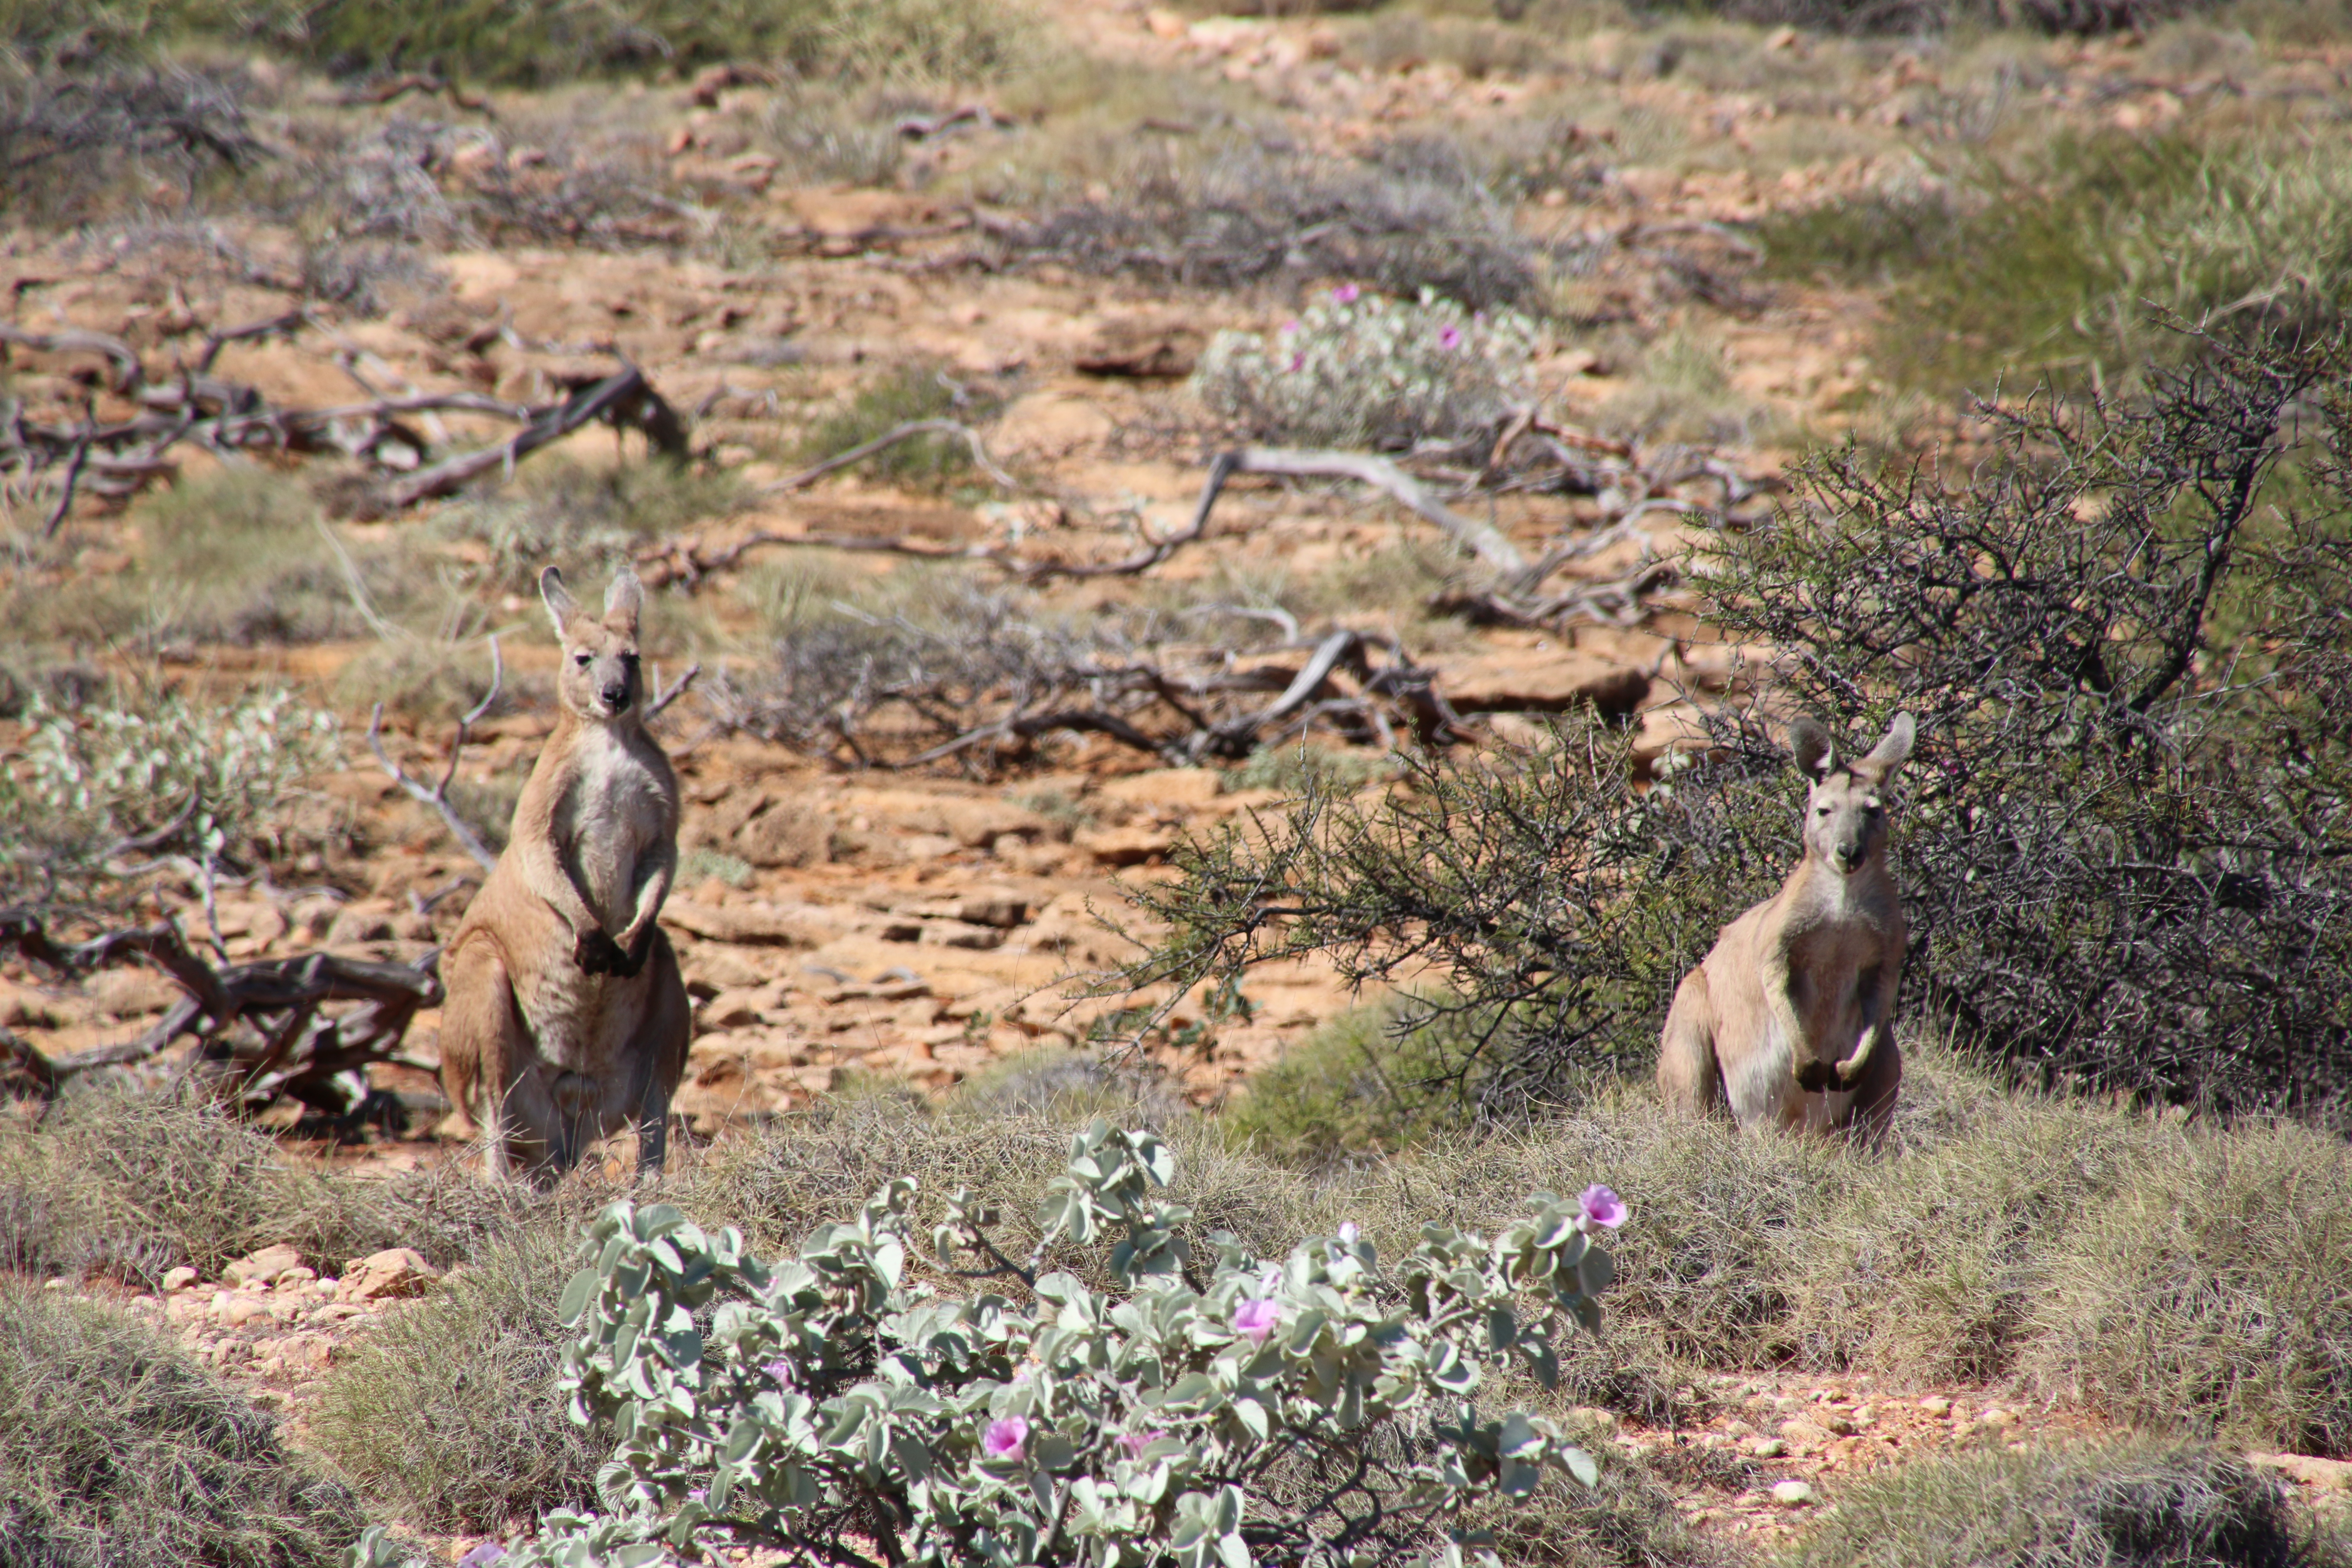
[1856,712,1917,783]
[1788,717,1837,782]
[540,567,581,639]
[603,567,643,635]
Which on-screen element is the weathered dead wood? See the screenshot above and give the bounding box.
[385,363,686,508]
[367,637,504,872]
[768,417,1016,493]
[1225,447,1528,574]
[0,907,442,1113]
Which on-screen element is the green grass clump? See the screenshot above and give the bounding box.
[1763,130,2352,394]
[1776,1439,2351,1568]
[793,363,999,490]
[0,1090,516,1286]
[0,1284,368,1568]
[1222,1002,1486,1168]
[310,1222,604,1532]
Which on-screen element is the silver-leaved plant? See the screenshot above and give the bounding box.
[352,1121,1625,1568]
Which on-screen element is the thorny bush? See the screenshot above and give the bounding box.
[352,1122,1628,1568]
[1195,286,1543,453]
[1120,325,2352,1126]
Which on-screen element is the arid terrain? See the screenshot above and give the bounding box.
[5,0,2352,1562]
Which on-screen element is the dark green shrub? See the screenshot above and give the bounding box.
[0,1284,367,1568]
[793,362,999,488]
[1776,1439,2350,1568]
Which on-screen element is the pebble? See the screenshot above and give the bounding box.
[161,1266,199,1292]
[1770,1480,1816,1507]
[1919,1395,1953,1417]
[1744,1437,1788,1459]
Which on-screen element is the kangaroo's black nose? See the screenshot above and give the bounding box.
[602,683,631,709]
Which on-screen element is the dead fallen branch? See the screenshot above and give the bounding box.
[767,417,1016,493]
[0,907,441,1116]
[385,362,686,508]
[367,637,503,872]
[0,317,680,517]
[1225,447,1526,575]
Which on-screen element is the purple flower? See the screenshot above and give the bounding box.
[457,1546,505,1568]
[1332,283,1361,304]
[1282,319,1301,334]
[1288,352,1306,373]
[1337,1221,1360,1245]
[1437,325,1463,350]
[763,1357,795,1385]
[983,1415,1031,1461]
[1233,1297,1282,1345]
[1578,1185,1628,1230]
[687,1488,707,1505]
[1118,1427,1170,1459]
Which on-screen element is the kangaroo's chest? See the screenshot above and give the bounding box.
[557,730,670,925]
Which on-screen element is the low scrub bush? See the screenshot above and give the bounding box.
[1195,284,1542,451]
[999,137,1542,313]
[0,1283,368,1568]
[0,57,264,224]
[1657,1,2224,34]
[0,680,341,904]
[312,1221,606,1532]
[367,1120,1634,1567]
[1776,1439,2351,1568]
[1126,324,2352,1125]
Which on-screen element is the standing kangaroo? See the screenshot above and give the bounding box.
[1656,713,1916,1139]
[438,566,689,1182]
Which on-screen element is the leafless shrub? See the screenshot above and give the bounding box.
[992,136,1543,312]
[0,59,265,223]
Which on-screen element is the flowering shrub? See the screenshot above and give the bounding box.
[1193,285,1542,451]
[353,1121,1626,1568]
[0,686,340,893]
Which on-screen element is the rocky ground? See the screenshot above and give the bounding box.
[9,2,2352,1553]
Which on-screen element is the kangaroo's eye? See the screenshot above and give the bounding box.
[1816,805,1831,816]
[573,653,591,667]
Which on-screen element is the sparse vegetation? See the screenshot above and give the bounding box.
[1776,1439,2352,1568]
[0,1283,368,1568]
[792,362,998,488]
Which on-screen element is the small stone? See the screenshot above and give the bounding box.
[1821,1412,1858,1437]
[337,1247,441,1302]
[1850,1404,1877,1427]
[220,1293,273,1328]
[1744,1437,1788,1459]
[1977,1407,2017,1429]
[41,1277,65,1291]
[161,1265,199,1292]
[1918,1395,1953,1417]
[223,1244,304,1289]
[1770,1480,1816,1507]
[272,1266,318,1291]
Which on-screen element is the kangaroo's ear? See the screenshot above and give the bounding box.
[1788,717,1837,782]
[539,567,582,639]
[603,567,643,635]
[1856,711,1917,783]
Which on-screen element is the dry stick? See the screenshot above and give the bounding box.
[646,661,702,720]
[1227,447,1528,576]
[386,364,684,508]
[766,417,1017,493]
[40,429,88,537]
[0,322,144,392]
[365,637,504,872]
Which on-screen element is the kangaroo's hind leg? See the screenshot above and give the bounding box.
[624,928,692,1176]
[1657,968,1725,1117]
[439,935,542,1181]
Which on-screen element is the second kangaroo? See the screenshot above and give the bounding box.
[1657,713,1916,1138]
[438,565,689,1181]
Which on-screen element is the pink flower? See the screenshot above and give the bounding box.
[1337,1221,1360,1245]
[1282,319,1301,334]
[457,1547,505,1568]
[1118,1427,1170,1459]
[1578,1185,1627,1230]
[763,1357,794,1384]
[1288,352,1305,373]
[1233,1297,1282,1345]
[1437,325,1463,350]
[1332,283,1361,304]
[983,1415,1031,1461]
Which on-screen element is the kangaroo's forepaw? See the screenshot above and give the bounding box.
[574,928,628,974]
[1794,1057,1836,1093]
[611,935,650,979]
